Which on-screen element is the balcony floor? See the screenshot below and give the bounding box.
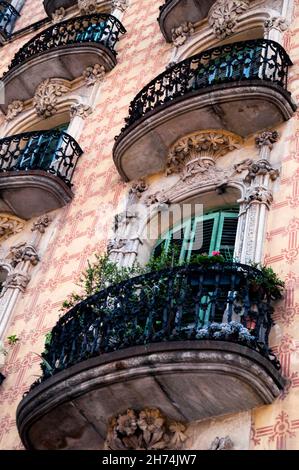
[17,341,285,450]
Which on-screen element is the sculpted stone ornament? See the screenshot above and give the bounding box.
[3,271,30,292]
[112,0,129,11]
[166,130,242,176]
[171,22,194,47]
[255,131,279,150]
[208,0,249,39]
[52,7,65,23]
[5,100,24,121]
[264,17,289,33]
[0,215,25,241]
[105,408,187,450]
[78,0,97,14]
[243,186,273,209]
[33,79,69,118]
[144,191,170,207]
[129,179,148,199]
[209,436,234,450]
[10,243,39,268]
[31,215,52,234]
[244,160,280,183]
[107,238,127,254]
[83,64,106,86]
[70,103,92,119]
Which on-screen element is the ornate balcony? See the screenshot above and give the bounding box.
[0,13,125,114]
[158,0,216,42]
[0,0,19,41]
[113,39,296,181]
[0,129,83,219]
[17,263,284,449]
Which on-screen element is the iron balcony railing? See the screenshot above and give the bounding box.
[119,39,292,132]
[35,262,280,388]
[6,13,126,72]
[0,129,83,186]
[0,0,19,38]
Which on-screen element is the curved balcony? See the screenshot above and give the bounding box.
[113,39,296,181]
[158,0,216,42]
[17,263,284,449]
[0,0,19,41]
[0,129,83,219]
[0,13,126,114]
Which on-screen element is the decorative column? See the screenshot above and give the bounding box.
[0,215,52,339]
[112,0,129,20]
[264,16,289,43]
[237,131,280,264]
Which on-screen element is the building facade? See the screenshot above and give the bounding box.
[0,0,299,450]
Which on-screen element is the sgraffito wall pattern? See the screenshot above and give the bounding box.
[1,0,299,449]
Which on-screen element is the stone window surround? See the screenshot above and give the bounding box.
[168,0,293,64]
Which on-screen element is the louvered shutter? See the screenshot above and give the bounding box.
[215,211,239,259]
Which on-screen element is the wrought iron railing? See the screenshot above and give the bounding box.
[6,13,126,72]
[0,129,83,186]
[0,0,19,37]
[119,39,292,132]
[35,262,280,387]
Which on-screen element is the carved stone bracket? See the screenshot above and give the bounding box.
[5,100,24,122]
[70,103,92,119]
[105,408,187,450]
[3,271,31,292]
[166,130,242,176]
[52,7,65,23]
[209,436,234,450]
[83,64,106,86]
[171,22,194,47]
[0,215,25,241]
[78,0,97,15]
[242,185,273,209]
[129,179,148,200]
[112,0,129,12]
[255,130,279,151]
[264,17,289,33]
[33,79,69,118]
[9,243,39,268]
[208,0,249,40]
[31,215,52,234]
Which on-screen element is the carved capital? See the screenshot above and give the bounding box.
[78,0,97,14]
[51,7,65,23]
[243,186,273,209]
[3,271,31,292]
[0,215,25,241]
[70,103,92,119]
[264,17,289,33]
[83,64,106,86]
[166,130,242,176]
[208,0,249,39]
[129,179,148,199]
[33,79,69,118]
[171,22,194,47]
[144,191,170,207]
[31,215,52,234]
[105,408,187,450]
[112,0,129,12]
[255,131,279,150]
[209,436,234,450]
[5,100,24,122]
[10,243,39,268]
[245,160,280,183]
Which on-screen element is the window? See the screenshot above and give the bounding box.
[153,209,239,263]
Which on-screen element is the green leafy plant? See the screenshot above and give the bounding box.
[249,263,285,300]
[7,335,19,346]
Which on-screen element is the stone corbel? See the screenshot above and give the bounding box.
[171,22,194,47]
[2,271,31,293]
[9,243,39,268]
[112,0,129,13]
[78,0,97,14]
[70,103,92,120]
[52,7,65,23]
[83,64,106,86]
[209,436,234,450]
[5,100,24,122]
[208,0,249,40]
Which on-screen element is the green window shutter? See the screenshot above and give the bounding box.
[215,211,239,259]
[188,213,219,258]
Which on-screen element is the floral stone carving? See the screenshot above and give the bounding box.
[171,22,194,47]
[0,215,25,241]
[83,64,106,86]
[33,79,69,118]
[5,100,24,121]
[105,408,187,450]
[208,0,249,39]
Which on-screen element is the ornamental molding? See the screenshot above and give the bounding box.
[264,16,289,33]
[0,215,25,241]
[166,130,242,176]
[242,185,273,209]
[105,408,187,450]
[255,131,279,150]
[51,7,65,23]
[129,179,149,199]
[78,0,97,14]
[83,64,106,86]
[112,0,129,12]
[70,103,92,119]
[208,0,249,40]
[5,100,24,122]
[9,243,39,268]
[31,215,52,234]
[33,79,70,118]
[209,436,234,450]
[171,22,194,47]
[243,159,279,183]
[2,271,31,292]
